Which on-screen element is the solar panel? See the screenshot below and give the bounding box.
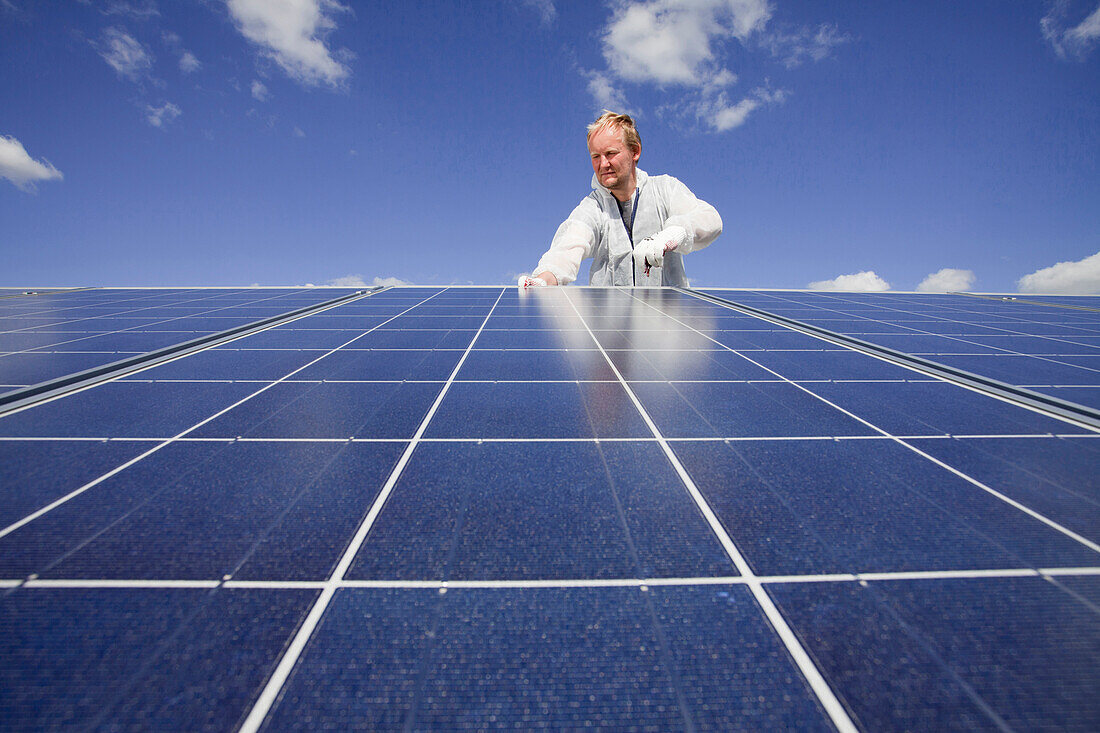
[0,287,363,397]
[1,286,1097,730]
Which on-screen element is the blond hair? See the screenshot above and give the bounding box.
[586,111,641,153]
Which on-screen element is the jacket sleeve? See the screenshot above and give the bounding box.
[534,197,601,286]
[661,176,722,255]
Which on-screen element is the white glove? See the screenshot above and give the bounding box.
[635,225,688,271]
[518,275,547,288]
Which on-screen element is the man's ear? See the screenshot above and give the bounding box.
[631,146,641,164]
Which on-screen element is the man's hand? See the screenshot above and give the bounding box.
[518,275,548,289]
[635,225,688,274]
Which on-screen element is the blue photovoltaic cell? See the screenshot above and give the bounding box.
[907,437,1100,536]
[0,587,317,731]
[0,286,1096,731]
[769,577,1100,731]
[266,586,831,730]
[2,441,402,581]
[347,441,734,580]
[0,288,362,396]
[190,381,443,439]
[124,347,326,381]
[425,381,651,439]
[804,380,1093,435]
[0,381,259,438]
[0,439,151,528]
[631,381,878,438]
[293,348,464,381]
[702,290,1100,410]
[671,439,1097,575]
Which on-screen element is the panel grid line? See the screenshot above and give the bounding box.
[0,289,448,542]
[560,288,859,733]
[238,286,507,733]
[644,291,1100,557]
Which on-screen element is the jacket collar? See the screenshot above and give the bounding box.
[590,167,649,200]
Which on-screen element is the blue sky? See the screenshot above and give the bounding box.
[2,0,1098,292]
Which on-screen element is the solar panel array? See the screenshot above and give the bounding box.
[1,286,1097,730]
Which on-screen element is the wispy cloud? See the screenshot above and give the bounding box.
[145,101,181,128]
[585,70,631,113]
[227,0,352,87]
[765,23,850,69]
[327,274,412,287]
[1017,251,1100,294]
[519,0,556,26]
[0,134,63,191]
[1042,1,1100,60]
[102,0,160,20]
[808,270,890,292]
[251,79,270,101]
[916,268,975,293]
[96,26,153,82]
[583,1,845,132]
[178,51,200,73]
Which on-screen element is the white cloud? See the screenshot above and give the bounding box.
[327,275,412,287]
[586,1,842,133]
[808,270,891,292]
[293,126,305,137]
[584,70,631,113]
[0,134,63,191]
[1042,1,1100,59]
[520,0,556,26]
[602,0,771,87]
[1017,251,1100,294]
[766,23,850,69]
[251,79,270,101]
[145,101,181,127]
[97,27,153,82]
[916,268,975,293]
[227,0,352,87]
[179,51,201,73]
[103,1,160,19]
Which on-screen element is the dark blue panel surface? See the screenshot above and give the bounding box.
[930,354,1100,385]
[908,437,1100,542]
[345,329,477,349]
[609,349,779,380]
[0,381,259,438]
[805,380,1090,435]
[742,349,918,380]
[456,349,617,381]
[0,352,131,386]
[191,381,443,439]
[127,348,324,381]
[770,577,1100,731]
[268,586,830,730]
[631,381,877,438]
[348,442,733,580]
[0,587,316,731]
[426,382,651,438]
[672,439,1097,575]
[0,440,150,528]
[293,348,463,381]
[7,442,404,580]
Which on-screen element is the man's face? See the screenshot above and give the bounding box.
[588,125,640,195]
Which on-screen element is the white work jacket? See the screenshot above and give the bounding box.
[535,169,722,287]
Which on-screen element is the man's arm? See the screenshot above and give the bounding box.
[530,199,601,286]
[660,176,722,255]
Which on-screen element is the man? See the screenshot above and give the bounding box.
[520,111,722,288]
